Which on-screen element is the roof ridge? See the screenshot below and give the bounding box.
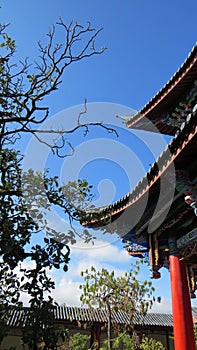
[127,43,197,128]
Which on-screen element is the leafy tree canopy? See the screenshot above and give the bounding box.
[80,263,161,349]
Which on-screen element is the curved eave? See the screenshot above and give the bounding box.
[81,108,197,227]
[126,44,197,135]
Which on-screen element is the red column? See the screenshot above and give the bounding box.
[169,254,196,350]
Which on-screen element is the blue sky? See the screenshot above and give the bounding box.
[1,0,197,312]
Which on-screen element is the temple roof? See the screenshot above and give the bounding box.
[81,45,197,272]
[126,44,197,135]
[82,106,197,230]
[81,45,197,232]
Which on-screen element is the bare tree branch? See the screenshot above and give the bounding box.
[0,19,116,154]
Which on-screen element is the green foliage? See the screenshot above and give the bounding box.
[140,336,166,350]
[62,179,94,211]
[0,16,106,348]
[100,333,166,350]
[56,330,166,350]
[194,324,197,346]
[22,303,68,349]
[100,333,135,350]
[22,168,95,245]
[68,332,91,350]
[0,149,71,348]
[80,263,161,349]
[80,263,159,316]
[0,148,97,348]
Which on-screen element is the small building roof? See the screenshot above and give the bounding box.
[6,306,174,329]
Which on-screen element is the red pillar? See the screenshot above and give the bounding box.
[169,254,196,350]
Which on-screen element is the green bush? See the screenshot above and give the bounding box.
[68,331,166,350]
[194,324,197,346]
[100,333,135,350]
[69,332,90,350]
[140,336,166,350]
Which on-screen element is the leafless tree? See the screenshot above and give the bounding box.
[0,19,117,154]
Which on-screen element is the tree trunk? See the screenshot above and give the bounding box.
[106,304,112,349]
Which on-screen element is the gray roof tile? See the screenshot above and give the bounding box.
[6,306,175,329]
